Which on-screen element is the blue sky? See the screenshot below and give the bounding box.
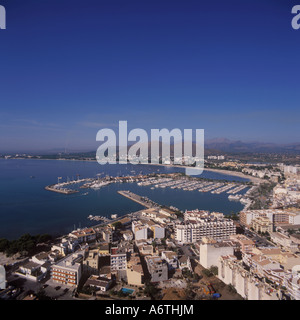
[0,0,300,152]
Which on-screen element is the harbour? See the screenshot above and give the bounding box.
[0,159,248,240]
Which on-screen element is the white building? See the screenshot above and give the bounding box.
[199,237,234,269]
[51,237,79,256]
[175,213,236,244]
[269,232,299,252]
[240,209,300,227]
[68,228,97,243]
[0,265,6,290]
[122,230,134,241]
[132,221,148,240]
[85,275,113,292]
[284,165,300,175]
[151,225,165,239]
[284,269,300,300]
[218,255,280,300]
[161,251,178,270]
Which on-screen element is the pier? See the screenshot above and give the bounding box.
[45,185,78,194]
[117,190,159,209]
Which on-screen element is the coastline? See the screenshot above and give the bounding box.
[202,168,264,184]
[1,157,263,183]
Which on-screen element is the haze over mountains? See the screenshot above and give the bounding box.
[6,138,300,156]
[204,139,300,154]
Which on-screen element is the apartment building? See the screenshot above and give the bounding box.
[132,220,148,240]
[68,228,97,243]
[229,235,255,254]
[161,251,178,270]
[102,227,113,243]
[83,249,99,275]
[284,271,300,300]
[121,230,133,241]
[110,247,127,272]
[240,209,300,228]
[132,219,165,240]
[141,208,171,223]
[178,256,192,271]
[151,224,165,239]
[251,216,273,233]
[242,252,281,278]
[98,243,110,256]
[218,255,280,300]
[126,253,144,286]
[136,241,154,256]
[254,247,300,271]
[199,237,234,269]
[175,217,236,243]
[269,232,299,252]
[145,256,168,283]
[51,252,83,286]
[51,237,79,256]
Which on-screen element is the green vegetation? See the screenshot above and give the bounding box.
[80,285,97,295]
[0,233,52,256]
[144,282,159,298]
[225,212,239,220]
[249,182,276,210]
[202,266,218,277]
[209,266,218,276]
[174,211,184,219]
[112,221,123,230]
[183,269,201,281]
[202,268,214,278]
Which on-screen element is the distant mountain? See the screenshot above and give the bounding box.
[5,138,300,157]
[204,138,300,154]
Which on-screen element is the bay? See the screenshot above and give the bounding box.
[0,159,248,240]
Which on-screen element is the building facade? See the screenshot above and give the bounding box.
[51,252,83,286]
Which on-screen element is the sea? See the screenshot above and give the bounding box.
[0,159,249,240]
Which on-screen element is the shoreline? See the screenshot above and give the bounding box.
[1,157,261,183]
[201,167,264,184]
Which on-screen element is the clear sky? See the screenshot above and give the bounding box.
[0,0,300,152]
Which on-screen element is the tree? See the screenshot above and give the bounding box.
[0,238,10,252]
[112,221,122,230]
[202,268,213,278]
[209,266,218,276]
[144,282,158,298]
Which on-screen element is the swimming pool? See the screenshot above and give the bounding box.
[121,288,135,295]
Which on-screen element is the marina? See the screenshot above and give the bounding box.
[45,177,92,194]
[87,215,112,223]
[44,171,252,213]
[46,172,250,198]
[136,175,249,197]
[0,159,249,240]
[45,184,78,194]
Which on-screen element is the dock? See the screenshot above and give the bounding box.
[117,190,158,209]
[45,185,78,194]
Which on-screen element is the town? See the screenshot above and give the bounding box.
[0,161,300,301]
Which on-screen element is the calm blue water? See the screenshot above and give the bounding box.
[0,159,248,240]
[121,288,135,294]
